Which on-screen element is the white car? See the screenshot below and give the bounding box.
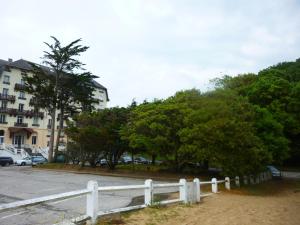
[16,157,32,166]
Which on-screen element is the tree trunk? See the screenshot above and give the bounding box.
[54,106,64,161]
[151,154,156,165]
[48,109,56,162]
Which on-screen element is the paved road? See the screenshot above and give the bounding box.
[0,166,176,225]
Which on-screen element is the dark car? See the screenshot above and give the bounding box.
[0,157,14,166]
[31,156,48,166]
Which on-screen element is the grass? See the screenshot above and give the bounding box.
[115,164,166,173]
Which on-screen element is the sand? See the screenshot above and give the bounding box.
[119,184,300,225]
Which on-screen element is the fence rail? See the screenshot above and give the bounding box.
[0,171,273,225]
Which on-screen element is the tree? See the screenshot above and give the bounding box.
[178,90,271,176]
[214,59,300,165]
[22,37,96,162]
[66,107,130,169]
[123,100,175,166]
[123,90,201,169]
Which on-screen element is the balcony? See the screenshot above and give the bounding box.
[14,83,26,91]
[0,108,9,113]
[0,108,44,119]
[14,122,28,127]
[0,94,16,102]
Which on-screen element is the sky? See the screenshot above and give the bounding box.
[1,0,300,107]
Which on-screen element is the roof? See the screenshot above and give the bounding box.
[0,58,109,101]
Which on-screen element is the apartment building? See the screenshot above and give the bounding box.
[0,58,108,152]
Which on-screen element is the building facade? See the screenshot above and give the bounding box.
[0,58,108,155]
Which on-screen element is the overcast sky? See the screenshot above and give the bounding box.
[1,0,299,107]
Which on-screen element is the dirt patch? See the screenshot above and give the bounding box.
[128,192,179,207]
[96,180,300,225]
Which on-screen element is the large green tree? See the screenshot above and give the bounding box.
[178,90,271,176]
[214,58,300,165]
[23,37,96,162]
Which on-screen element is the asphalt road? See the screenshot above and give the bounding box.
[0,166,177,225]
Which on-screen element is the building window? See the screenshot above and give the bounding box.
[19,91,25,99]
[33,116,39,125]
[2,88,8,96]
[3,75,10,84]
[48,119,52,129]
[17,115,23,124]
[18,104,24,112]
[32,136,37,145]
[0,114,6,123]
[1,101,7,109]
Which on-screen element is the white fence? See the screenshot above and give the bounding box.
[0,172,272,225]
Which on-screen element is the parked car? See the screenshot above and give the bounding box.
[95,158,108,166]
[267,165,282,179]
[31,156,48,166]
[121,156,133,164]
[16,157,32,166]
[0,157,14,166]
[134,156,150,164]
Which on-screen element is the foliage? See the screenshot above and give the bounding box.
[66,107,129,169]
[178,90,270,176]
[215,58,300,165]
[67,58,299,174]
[22,36,96,162]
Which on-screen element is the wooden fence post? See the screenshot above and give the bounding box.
[86,180,99,224]
[235,176,240,187]
[225,177,230,190]
[211,178,218,193]
[193,178,201,202]
[179,179,188,204]
[144,179,153,206]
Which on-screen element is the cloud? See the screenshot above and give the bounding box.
[0,0,300,106]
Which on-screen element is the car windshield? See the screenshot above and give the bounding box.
[123,156,131,160]
[267,166,279,172]
[32,157,43,161]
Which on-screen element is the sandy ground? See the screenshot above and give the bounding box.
[99,181,300,225]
